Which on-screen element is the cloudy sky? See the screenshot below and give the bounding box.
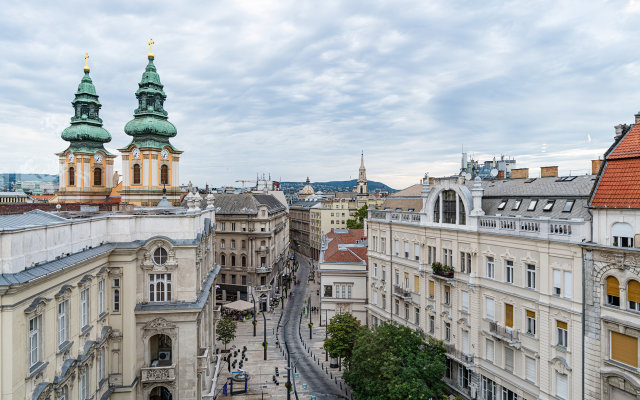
[1,1,639,189]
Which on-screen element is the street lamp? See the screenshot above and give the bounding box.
[250,282,267,360]
[249,283,257,337]
[308,296,313,340]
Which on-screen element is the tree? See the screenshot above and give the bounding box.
[346,204,368,229]
[323,312,361,365]
[343,322,447,400]
[216,316,237,351]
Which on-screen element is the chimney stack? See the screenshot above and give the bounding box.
[635,113,640,124]
[592,159,603,175]
[496,170,505,180]
[615,124,625,140]
[541,166,558,178]
[511,168,529,179]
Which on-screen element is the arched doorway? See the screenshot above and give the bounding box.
[149,334,172,367]
[149,386,172,400]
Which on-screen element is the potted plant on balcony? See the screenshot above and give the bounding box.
[442,265,455,278]
[431,262,443,275]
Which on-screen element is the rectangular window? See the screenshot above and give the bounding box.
[461,291,469,312]
[502,388,519,400]
[149,273,172,302]
[505,260,513,284]
[395,270,399,285]
[564,271,572,299]
[525,356,536,383]
[404,272,409,288]
[323,285,333,297]
[405,303,409,320]
[231,275,236,284]
[242,275,247,285]
[394,240,399,256]
[512,199,522,210]
[81,288,89,327]
[504,347,514,372]
[482,376,497,400]
[526,310,536,335]
[557,321,568,348]
[527,199,538,211]
[444,285,451,305]
[382,294,386,310]
[442,248,453,267]
[611,331,638,367]
[404,241,409,258]
[29,316,40,367]
[414,243,420,261]
[231,240,236,249]
[58,301,67,345]
[466,253,472,273]
[543,200,555,211]
[80,368,87,400]
[335,285,340,298]
[395,300,399,315]
[445,322,451,341]
[231,222,236,231]
[486,297,495,320]
[414,275,420,293]
[415,308,420,325]
[458,365,470,389]
[563,200,575,212]
[429,315,435,334]
[382,268,386,281]
[98,347,104,382]
[526,264,536,289]
[220,222,225,231]
[486,339,494,362]
[429,280,435,299]
[347,285,352,299]
[373,263,377,278]
[505,303,514,328]
[487,257,495,279]
[381,238,386,253]
[556,372,568,399]
[342,285,346,298]
[112,278,120,313]
[497,199,507,210]
[462,329,469,354]
[98,280,104,314]
[373,291,378,306]
[553,269,562,296]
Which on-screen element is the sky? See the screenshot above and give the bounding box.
[1,1,639,190]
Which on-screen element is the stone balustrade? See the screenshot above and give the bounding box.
[141,364,176,383]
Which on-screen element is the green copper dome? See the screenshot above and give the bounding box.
[60,69,112,154]
[123,55,178,145]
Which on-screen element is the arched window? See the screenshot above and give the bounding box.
[628,280,640,311]
[443,190,457,224]
[221,253,226,266]
[606,276,620,306]
[133,164,141,185]
[220,239,225,249]
[68,167,75,186]
[161,164,169,185]
[612,222,634,247]
[153,247,168,266]
[433,196,440,223]
[93,167,102,186]
[231,255,236,266]
[242,255,247,267]
[149,273,171,302]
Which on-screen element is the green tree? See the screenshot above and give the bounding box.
[346,204,368,229]
[216,316,237,351]
[343,322,447,400]
[323,313,361,365]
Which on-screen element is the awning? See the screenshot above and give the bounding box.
[222,299,254,312]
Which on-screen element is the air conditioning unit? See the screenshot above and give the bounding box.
[158,351,171,362]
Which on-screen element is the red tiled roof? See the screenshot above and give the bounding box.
[323,229,368,265]
[610,124,640,159]
[591,159,640,207]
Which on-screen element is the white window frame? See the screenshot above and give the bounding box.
[486,339,494,363]
[28,315,40,367]
[557,324,568,348]
[414,243,420,261]
[149,273,172,302]
[525,356,536,383]
[526,312,536,335]
[112,278,120,313]
[98,280,104,314]
[486,297,495,321]
[505,260,514,284]
[563,271,572,299]
[556,371,568,399]
[80,367,88,400]
[487,257,495,279]
[553,269,562,296]
[526,264,536,289]
[80,288,89,328]
[461,291,469,313]
[445,322,451,341]
[58,300,67,345]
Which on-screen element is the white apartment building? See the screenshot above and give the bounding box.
[368,170,591,400]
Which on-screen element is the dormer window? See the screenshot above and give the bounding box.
[512,200,522,210]
[497,200,507,210]
[543,200,555,211]
[563,200,575,212]
[612,222,635,248]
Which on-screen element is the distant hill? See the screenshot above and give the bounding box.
[280,179,396,194]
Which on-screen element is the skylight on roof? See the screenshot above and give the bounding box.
[512,200,522,210]
[527,199,538,211]
[497,200,507,210]
[543,200,555,211]
[556,176,577,182]
[563,200,575,212]
[524,178,536,183]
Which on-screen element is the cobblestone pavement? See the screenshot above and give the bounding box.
[214,253,351,399]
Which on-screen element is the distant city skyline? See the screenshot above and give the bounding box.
[2,1,637,189]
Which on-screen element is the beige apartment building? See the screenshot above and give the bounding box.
[583,118,640,400]
[290,199,321,258]
[368,169,591,400]
[212,193,289,309]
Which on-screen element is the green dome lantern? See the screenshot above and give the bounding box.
[60,54,112,154]
[123,42,179,151]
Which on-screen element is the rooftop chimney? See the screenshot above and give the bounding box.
[541,166,558,178]
[511,168,529,179]
[496,170,505,180]
[592,159,603,175]
[635,112,640,124]
[615,124,625,140]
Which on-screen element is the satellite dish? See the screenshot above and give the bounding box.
[490,168,499,178]
[464,172,472,181]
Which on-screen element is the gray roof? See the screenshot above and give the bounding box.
[464,175,596,220]
[290,200,321,210]
[0,191,30,198]
[213,193,286,215]
[0,209,67,230]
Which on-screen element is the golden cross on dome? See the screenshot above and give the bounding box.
[148,38,155,56]
[84,53,90,71]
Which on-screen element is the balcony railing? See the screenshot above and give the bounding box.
[255,285,271,292]
[255,264,272,273]
[393,284,411,299]
[489,321,520,343]
[478,215,585,242]
[445,343,474,364]
[432,268,454,279]
[197,347,209,373]
[141,365,176,383]
[369,210,422,225]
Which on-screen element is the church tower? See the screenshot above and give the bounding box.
[357,151,368,196]
[55,54,116,203]
[119,40,182,206]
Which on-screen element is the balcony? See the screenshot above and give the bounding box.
[488,321,520,346]
[393,284,411,299]
[432,265,454,279]
[257,246,270,253]
[445,343,474,365]
[141,364,176,383]
[197,347,209,373]
[369,210,421,225]
[255,264,273,274]
[255,285,271,292]
[478,215,586,242]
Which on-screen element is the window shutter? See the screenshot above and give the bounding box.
[611,331,638,367]
[556,372,568,399]
[462,330,469,353]
[553,270,561,289]
[564,271,572,299]
[557,320,568,330]
[486,298,495,320]
[486,339,494,362]
[526,310,536,319]
[414,276,420,292]
[429,280,434,297]
[607,276,620,297]
[628,280,640,303]
[505,304,514,328]
[462,291,469,310]
[525,356,536,382]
